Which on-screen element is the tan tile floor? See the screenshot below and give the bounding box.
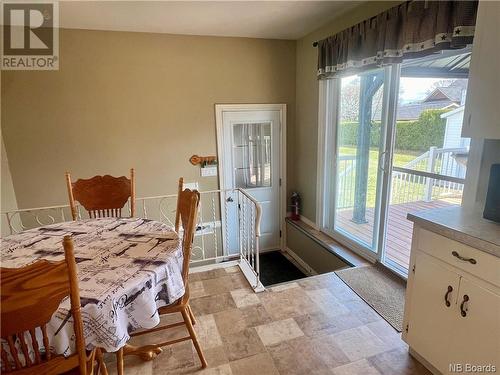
[104,267,430,374]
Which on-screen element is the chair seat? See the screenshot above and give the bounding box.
[157,299,184,315]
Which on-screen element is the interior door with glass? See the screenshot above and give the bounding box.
[324,68,390,259]
[219,108,281,255]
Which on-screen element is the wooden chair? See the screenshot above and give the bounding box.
[65,169,135,220]
[174,177,184,232]
[116,188,207,374]
[0,236,106,375]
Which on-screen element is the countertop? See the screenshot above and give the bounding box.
[407,206,500,258]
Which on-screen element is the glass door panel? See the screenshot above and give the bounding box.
[331,69,387,254]
[232,123,272,188]
[383,51,471,275]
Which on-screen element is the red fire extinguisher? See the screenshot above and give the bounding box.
[290,192,300,221]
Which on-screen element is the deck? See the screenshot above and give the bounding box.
[337,199,460,270]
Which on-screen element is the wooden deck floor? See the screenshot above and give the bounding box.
[337,199,460,270]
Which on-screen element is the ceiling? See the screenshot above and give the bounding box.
[59,1,361,40]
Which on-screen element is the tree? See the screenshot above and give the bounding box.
[340,77,384,122]
[340,78,360,121]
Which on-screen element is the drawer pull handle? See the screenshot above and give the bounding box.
[444,285,453,307]
[460,295,469,317]
[451,251,477,264]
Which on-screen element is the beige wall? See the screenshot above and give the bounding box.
[1,68,18,235]
[293,1,400,221]
[2,29,296,209]
[1,136,18,236]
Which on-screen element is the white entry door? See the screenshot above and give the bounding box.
[216,104,284,255]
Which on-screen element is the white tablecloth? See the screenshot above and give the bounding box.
[1,218,185,355]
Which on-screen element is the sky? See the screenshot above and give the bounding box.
[341,75,452,104]
[398,77,444,104]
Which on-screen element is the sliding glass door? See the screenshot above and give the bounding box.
[382,51,471,275]
[322,67,393,260]
[321,49,471,276]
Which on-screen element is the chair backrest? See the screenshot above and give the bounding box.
[0,236,88,374]
[65,169,135,220]
[174,177,184,233]
[177,188,200,291]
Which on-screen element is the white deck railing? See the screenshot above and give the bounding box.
[337,155,357,209]
[336,147,467,208]
[1,189,263,291]
[391,147,466,204]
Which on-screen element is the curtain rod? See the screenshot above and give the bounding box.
[312,41,318,47]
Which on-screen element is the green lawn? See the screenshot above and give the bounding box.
[337,147,424,208]
[339,146,416,166]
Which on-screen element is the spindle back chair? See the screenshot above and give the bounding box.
[174,177,184,232]
[116,189,206,374]
[0,236,104,375]
[65,169,135,220]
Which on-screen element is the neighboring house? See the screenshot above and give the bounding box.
[441,106,470,149]
[424,79,467,104]
[399,79,468,120]
[395,100,458,121]
[439,105,470,179]
[372,79,468,121]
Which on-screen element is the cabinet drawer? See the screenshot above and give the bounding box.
[417,228,500,287]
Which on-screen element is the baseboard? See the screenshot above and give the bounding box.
[189,259,239,273]
[284,247,318,276]
[238,260,266,293]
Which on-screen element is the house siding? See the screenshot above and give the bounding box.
[443,109,470,149]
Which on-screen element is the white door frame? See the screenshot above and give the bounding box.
[215,103,287,253]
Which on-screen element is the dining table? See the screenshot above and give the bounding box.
[0,217,186,359]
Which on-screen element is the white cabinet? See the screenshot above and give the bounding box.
[462,1,500,139]
[406,252,460,372]
[448,277,500,370]
[403,227,500,375]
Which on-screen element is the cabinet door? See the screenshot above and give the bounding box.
[462,1,500,139]
[407,252,460,373]
[448,277,500,371]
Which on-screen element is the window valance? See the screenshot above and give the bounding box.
[317,1,478,79]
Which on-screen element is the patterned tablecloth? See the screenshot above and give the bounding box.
[0,218,185,355]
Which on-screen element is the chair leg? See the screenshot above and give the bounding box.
[96,348,108,375]
[187,304,196,325]
[88,349,97,375]
[181,307,207,369]
[117,347,124,375]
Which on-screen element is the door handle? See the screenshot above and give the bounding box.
[451,251,477,265]
[444,285,453,307]
[226,197,234,202]
[379,150,388,172]
[460,295,469,317]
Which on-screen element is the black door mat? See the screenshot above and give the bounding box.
[259,251,306,286]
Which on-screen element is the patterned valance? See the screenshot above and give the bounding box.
[317,1,478,79]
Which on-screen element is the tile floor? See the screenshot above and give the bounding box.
[104,266,430,374]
